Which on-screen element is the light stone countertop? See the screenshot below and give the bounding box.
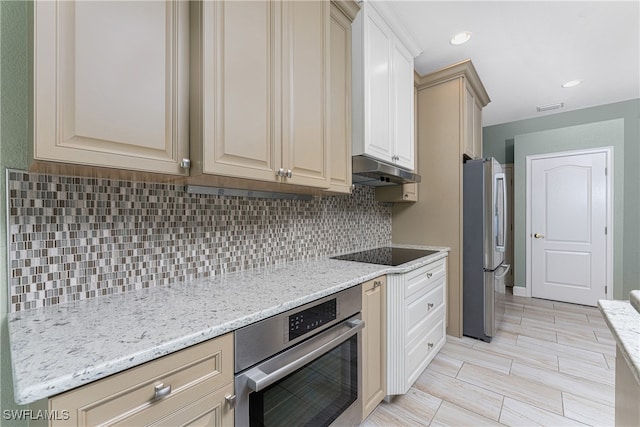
[598,295,640,385]
[630,290,640,313]
[8,246,449,405]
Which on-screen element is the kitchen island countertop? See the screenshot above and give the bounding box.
[8,245,448,405]
[598,293,640,385]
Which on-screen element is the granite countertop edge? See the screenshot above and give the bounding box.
[8,245,449,405]
[598,297,640,385]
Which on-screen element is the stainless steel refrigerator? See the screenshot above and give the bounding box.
[463,158,510,342]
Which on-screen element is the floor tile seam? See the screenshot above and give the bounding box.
[451,362,510,405]
[508,359,615,405]
[555,337,617,357]
[471,346,559,373]
[440,346,513,375]
[437,395,504,424]
[556,363,616,388]
[560,390,613,426]
[455,361,563,412]
[426,397,445,427]
[515,336,615,363]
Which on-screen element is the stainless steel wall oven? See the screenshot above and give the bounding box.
[234,285,363,427]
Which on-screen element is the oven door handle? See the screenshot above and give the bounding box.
[245,319,364,392]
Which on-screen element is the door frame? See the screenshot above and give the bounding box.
[524,147,613,301]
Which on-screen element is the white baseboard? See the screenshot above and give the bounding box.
[512,286,529,297]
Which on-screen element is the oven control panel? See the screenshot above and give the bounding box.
[289,299,337,341]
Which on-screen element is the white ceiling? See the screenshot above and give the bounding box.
[385,1,640,126]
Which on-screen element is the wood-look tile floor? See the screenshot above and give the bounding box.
[362,291,616,427]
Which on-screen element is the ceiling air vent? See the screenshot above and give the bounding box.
[536,102,564,112]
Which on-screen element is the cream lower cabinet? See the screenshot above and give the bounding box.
[386,257,447,395]
[33,0,189,176]
[361,276,386,420]
[190,0,335,189]
[48,334,234,427]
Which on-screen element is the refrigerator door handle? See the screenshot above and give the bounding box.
[495,263,511,279]
[494,172,507,253]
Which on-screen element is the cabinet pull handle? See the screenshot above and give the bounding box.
[225,394,237,409]
[180,158,191,169]
[428,342,434,349]
[426,273,433,279]
[373,280,381,288]
[154,383,172,400]
[427,302,434,310]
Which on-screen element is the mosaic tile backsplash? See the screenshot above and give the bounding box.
[7,171,392,312]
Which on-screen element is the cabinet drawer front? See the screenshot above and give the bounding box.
[124,381,234,427]
[405,258,446,300]
[406,315,445,382]
[50,334,233,426]
[406,280,445,344]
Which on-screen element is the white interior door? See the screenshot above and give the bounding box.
[529,150,610,306]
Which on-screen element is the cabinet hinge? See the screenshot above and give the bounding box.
[605,285,608,295]
[605,167,608,176]
[605,226,607,235]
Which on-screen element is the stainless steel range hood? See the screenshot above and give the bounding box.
[352,155,421,187]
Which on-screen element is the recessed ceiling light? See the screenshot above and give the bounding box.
[562,80,582,88]
[450,31,472,46]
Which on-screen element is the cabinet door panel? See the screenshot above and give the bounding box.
[362,277,386,419]
[463,84,476,159]
[329,4,353,193]
[281,1,330,188]
[202,1,278,181]
[393,41,415,170]
[364,10,393,162]
[473,101,483,158]
[35,0,188,175]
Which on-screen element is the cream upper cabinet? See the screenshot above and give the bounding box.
[191,0,331,189]
[328,1,358,194]
[33,1,190,176]
[463,84,484,160]
[352,1,420,171]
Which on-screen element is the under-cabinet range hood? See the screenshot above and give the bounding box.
[352,155,421,187]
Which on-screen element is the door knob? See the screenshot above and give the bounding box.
[534,233,544,239]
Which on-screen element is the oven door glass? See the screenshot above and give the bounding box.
[249,335,358,427]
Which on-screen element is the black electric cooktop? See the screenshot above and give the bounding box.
[331,247,438,266]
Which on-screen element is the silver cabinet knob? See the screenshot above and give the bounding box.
[427,302,434,310]
[225,394,237,409]
[154,383,172,400]
[287,170,292,178]
[534,233,545,239]
[180,158,191,169]
[277,168,285,177]
[428,342,434,349]
[426,273,433,279]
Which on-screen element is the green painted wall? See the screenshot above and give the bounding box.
[484,100,640,299]
[1,0,31,424]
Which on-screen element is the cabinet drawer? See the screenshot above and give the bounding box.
[406,280,445,344]
[405,314,445,382]
[404,259,446,300]
[129,382,234,427]
[49,334,233,426]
